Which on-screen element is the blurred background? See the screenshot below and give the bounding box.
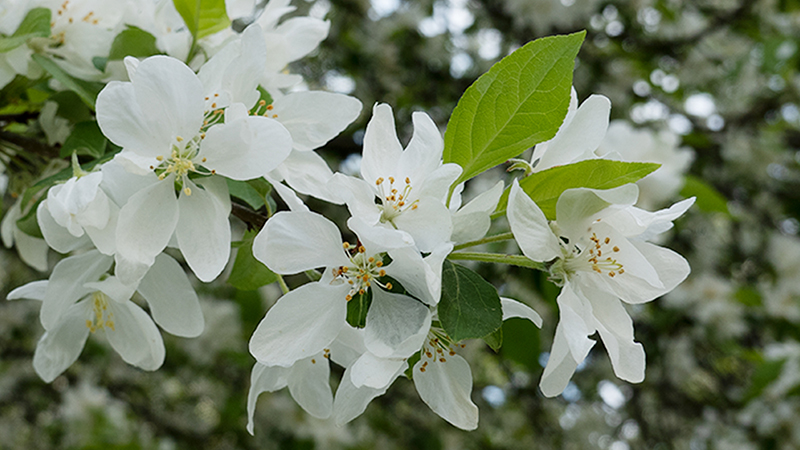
[3,0,800,448]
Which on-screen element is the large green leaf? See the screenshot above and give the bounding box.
[495,160,660,220]
[680,175,730,215]
[60,121,107,159]
[31,54,103,108]
[438,261,503,343]
[443,31,585,188]
[173,0,231,40]
[0,8,51,53]
[108,26,161,60]
[227,229,277,290]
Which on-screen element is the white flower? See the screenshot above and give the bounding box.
[265,90,362,205]
[37,0,124,80]
[332,103,462,252]
[249,210,448,368]
[596,121,695,209]
[449,180,505,244]
[246,353,333,434]
[7,250,204,381]
[254,0,330,90]
[1,197,51,272]
[529,87,610,172]
[507,180,692,396]
[96,55,292,283]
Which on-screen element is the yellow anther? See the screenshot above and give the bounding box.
[379,269,386,277]
[176,136,183,142]
[405,177,410,183]
[385,282,392,290]
[375,261,383,267]
[184,187,192,196]
[389,177,395,184]
[156,155,164,161]
[376,177,384,185]
[613,246,619,252]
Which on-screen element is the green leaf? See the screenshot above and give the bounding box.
[173,0,231,40]
[346,289,372,329]
[31,54,103,109]
[443,31,585,188]
[482,327,503,352]
[50,91,94,123]
[108,26,161,60]
[734,286,762,307]
[0,8,51,53]
[744,358,786,401]
[500,317,541,371]
[60,121,107,159]
[16,198,43,239]
[680,175,730,215]
[227,230,277,290]
[495,160,660,220]
[438,261,503,343]
[227,179,265,210]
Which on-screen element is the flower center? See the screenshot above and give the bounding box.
[564,231,625,278]
[418,327,464,372]
[375,176,419,223]
[151,132,216,195]
[86,291,114,333]
[331,243,392,301]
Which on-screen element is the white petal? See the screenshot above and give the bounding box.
[360,103,403,185]
[33,300,91,382]
[328,325,367,368]
[271,91,362,152]
[41,250,113,330]
[137,253,204,337]
[333,364,395,426]
[275,151,343,204]
[556,184,639,239]
[287,355,333,419]
[104,300,165,371]
[176,179,231,282]
[249,282,349,367]
[539,321,586,397]
[507,180,561,262]
[247,362,290,434]
[200,114,292,180]
[115,177,179,285]
[13,227,50,272]
[536,94,610,170]
[349,352,407,389]
[399,111,444,179]
[588,291,645,383]
[84,201,119,255]
[329,173,382,225]
[501,297,543,327]
[253,211,349,274]
[556,284,597,361]
[7,280,49,301]
[84,277,136,304]
[347,216,414,251]
[416,163,463,203]
[96,81,171,158]
[451,180,504,244]
[385,243,451,306]
[391,196,453,252]
[270,17,330,64]
[364,288,431,358]
[413,353,478,430]
[37,201,90,254]
[265,175,309,212]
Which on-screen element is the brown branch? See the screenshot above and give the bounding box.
[0,130,60,158]
[230,202,268,230]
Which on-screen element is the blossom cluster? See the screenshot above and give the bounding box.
[1,0,695,432]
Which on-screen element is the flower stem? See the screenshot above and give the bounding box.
[276,274,290,294]
[452,232,515,251]
[447,252,547,271]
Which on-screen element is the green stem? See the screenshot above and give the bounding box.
[452,232,515,251]
[276,274,290,294]
[447,252,547,271]
[490,209,506,221]
[305,269,322,282]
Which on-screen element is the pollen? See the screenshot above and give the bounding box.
[385,282,392,290]
[184,187,191,196]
